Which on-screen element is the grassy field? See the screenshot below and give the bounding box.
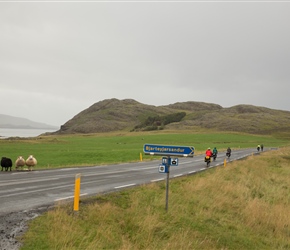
[1,131,289,169]
[19,146,290,249]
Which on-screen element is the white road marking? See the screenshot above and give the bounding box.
[0,178,60,187]
[12,170,37,174]
[131,166,157,171]
[114,183,136,189]
[59,168,79,171]
[0,183,74,198]
[151,178,164,182]
[55,193,88,202]
[12,172,32,175]
[0,179,102,198]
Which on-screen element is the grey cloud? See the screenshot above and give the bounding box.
[1,2,290,126]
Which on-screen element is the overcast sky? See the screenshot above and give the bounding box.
[1,0,290,127]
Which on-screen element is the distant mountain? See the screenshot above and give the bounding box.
[0,114,58,130]
[52,98,290,136]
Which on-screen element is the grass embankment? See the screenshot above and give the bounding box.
[20,147,290,249]
[1,131,288,169]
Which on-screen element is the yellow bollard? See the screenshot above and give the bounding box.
[74,173,81,211]
[224,158,227,167]
[140,152,143,162]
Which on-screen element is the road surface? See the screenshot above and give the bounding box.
[0,148,268,215]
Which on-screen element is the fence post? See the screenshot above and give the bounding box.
[74,173,81,212]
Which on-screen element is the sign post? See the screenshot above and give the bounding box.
[144,144,194,211]
[165,156,170,212]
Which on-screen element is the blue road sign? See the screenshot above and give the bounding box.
[144,144,194,157]
[162,157,178,166]
[170,158,178,166]
[159,164,169,173]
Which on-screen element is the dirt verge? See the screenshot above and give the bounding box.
[0,205,52,250]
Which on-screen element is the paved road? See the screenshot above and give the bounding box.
[0,148,269,214]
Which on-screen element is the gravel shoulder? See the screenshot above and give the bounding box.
[0,205,52,250]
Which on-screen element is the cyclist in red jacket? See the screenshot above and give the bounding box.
[205,148,212,157]
[205,148,212,167]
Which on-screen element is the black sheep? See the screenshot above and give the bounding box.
[1,157,13,171]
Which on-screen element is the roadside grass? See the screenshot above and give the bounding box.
[0,131,288,169]
[20,147,290,249]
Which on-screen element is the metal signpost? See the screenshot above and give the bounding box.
[144,144,194,211]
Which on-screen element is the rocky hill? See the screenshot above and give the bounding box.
[52,98,290,135]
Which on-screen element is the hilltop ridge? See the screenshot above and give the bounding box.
[53,98,290,135]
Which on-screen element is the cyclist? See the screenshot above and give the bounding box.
[226,147,231,157]
[205,147,212,157]
[205,148,212,167]
[212,147,218,160]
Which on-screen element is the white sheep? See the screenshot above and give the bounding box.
[15,156,26,171]
[25,155,37,171]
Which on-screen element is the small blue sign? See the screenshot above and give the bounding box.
[159,164,169,173]
[144,144,194,157]
[162,157,169,165]
[170,158,178,166]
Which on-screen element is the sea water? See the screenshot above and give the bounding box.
[0,128,58,138]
